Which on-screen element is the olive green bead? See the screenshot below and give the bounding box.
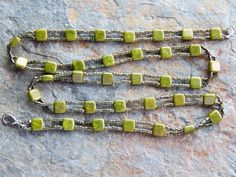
[53,100,67,114]
[10,36,21,48]
[183,125,195,134]
[190,77,202,89]
[208,110,222,124]
[72,60,85,71]
[123,119,135,132]
[102,55,115,67]
[189,44,202,57]
[173,93,185,106]
[44,61,57,74]
[15,57,28,69]
[160,47,172,59]
[203,93,216,105]
[152,123,166,136]
[94,29,106,42]
[41,75,54,82]
[72,71,83,83]
[114,100,126,113]
[124,31,135,43]
[160,75,172,88]
[131,48,144,61]
[31,118,44,131]
[152,29,164,41]
[62,118,75,131]
[210,28,222,40]
[92,118,105,131]
[130,73,142,85]
[84,101,96,113]
[28,89,41,102]
[182,29,193,40]
[102,72,113,85]
[65,29,77,41]
[144,97,156,110]
[35,29,48,41]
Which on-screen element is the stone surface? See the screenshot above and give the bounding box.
[0,0,236,177]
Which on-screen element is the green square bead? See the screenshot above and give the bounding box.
[31,118,44,131]
[102,55,115,67]
[144,97,156,110]
[182,29,193,40]
[173,93,185,106]
[28,89,41,102]
[183,125,195,134]
[209,61,220,72]
[114,100,126,113]
[204,93,216,105]
[210,28,222,40]
[153,123,166,136]
[65,29,77,41]
[62,118,75,131]
[72,71,83,83]
[92,118,105,131]
[131,73,142,85]
[35,29,47,41]
[131,48,144,61]
[208,110,222,124]
[41,75,54,82]
[190,77,202,89]
[160,47,172,59]
[123,119,135,132]
[102,72,113,85]
[189,44,202,57]
[10,36,21,48]
[152,29,164,41]
[160,75,172,88]
[94,29,106,42]
[15,57,28,69]
[84,101,96,113]
[124,31,135,43]
[72,60,85,71]
[53,100,67,114]
[44,61,57,74]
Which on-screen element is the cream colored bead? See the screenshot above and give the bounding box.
[15,57,28,69]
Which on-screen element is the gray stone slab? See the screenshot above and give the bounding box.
[0,0,236,176]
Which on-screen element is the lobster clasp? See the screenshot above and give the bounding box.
[2,114,18,126]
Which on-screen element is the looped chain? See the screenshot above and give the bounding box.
[3,27,228,137]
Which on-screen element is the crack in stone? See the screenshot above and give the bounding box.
[155,15,182,26]
[50,83,57,99]
[113,0,120,7]
[20,45,63,64]
[229,39,236,53]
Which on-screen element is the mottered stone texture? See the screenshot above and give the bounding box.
[0,0,236,177]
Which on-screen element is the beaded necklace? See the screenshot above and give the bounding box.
[2,27,233,137]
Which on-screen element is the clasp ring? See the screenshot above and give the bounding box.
[2,114,18,126]
[223,27,234,39]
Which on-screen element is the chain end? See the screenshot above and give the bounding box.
[223,27,234,39]
[2,114,18,126]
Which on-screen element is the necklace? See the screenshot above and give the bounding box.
[3,27,232,137]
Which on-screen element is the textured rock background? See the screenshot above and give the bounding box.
[0,0,236,176]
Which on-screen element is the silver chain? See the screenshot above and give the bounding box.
[2,27,229,136]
